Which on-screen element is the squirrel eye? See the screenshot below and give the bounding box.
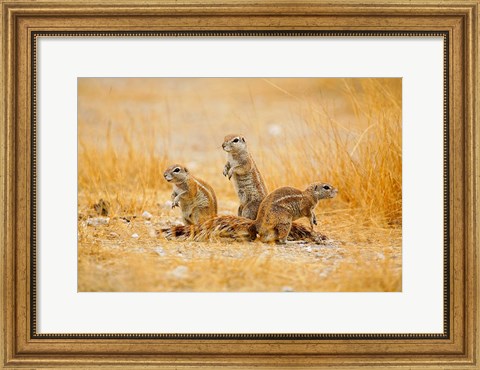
[173,168,180,173]
[233,138,239,143]
[323,185,330,190]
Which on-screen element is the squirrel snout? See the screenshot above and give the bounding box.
[222,143,231,152]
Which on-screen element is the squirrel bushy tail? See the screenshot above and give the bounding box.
[161,215,326,243]
[162,215,255,242]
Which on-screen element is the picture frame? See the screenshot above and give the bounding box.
[1,0,478,368]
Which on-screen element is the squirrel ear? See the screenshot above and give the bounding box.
[184,167,189,173]
[241,136,246,142]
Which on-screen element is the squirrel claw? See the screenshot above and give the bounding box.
[223,164,230,177]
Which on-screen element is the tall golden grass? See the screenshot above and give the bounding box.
[77,78,402,292]
[78,120,171,215]
[79,78,401,225]
[260,78,402,226]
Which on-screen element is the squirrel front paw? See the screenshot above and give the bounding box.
[172,200,179,208]
[223,163,230,177]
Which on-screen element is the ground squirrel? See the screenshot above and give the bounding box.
[222,134,268,220]
[162,215,327,243]
[163,164,217,226]
[252,183,337,244]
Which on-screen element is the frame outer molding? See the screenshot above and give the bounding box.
[1,0,479,368]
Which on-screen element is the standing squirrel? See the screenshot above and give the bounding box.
[252,183,337,244]
[222,134,268,220]
[163,164,217,226]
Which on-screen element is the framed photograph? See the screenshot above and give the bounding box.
[1,0,478,368]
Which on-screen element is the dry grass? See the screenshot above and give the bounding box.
[78,210,401,292]
[78,78,402,292]
[258,78,402,225]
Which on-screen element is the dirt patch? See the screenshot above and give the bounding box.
[78,210,401,292]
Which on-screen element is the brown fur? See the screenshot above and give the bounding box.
[161,215,327,243]
[164,164,217,226]
[222,134,268,220]
[254,183,337,244]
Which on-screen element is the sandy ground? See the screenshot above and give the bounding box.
[78,190,401,292]
[78,78,402,292]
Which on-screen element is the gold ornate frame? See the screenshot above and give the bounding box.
[1,0,478,368]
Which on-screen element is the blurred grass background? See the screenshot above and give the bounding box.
[78,78,402,292]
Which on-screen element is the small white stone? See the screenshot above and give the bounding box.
[282,286,294,292]
[131,233,139,239]
[305,246,312,252]
[86,217,110,226]
[142,211,152,220]
[154,246,166,256]
[164,200,173,208]
[170,265,188,279]
[268,124,282,137]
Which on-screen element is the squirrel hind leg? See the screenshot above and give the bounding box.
[240,200,261,220]
[275,222,292,244]
[237,204,244,217]
[182,214,194,226]
[247,223,257,241]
